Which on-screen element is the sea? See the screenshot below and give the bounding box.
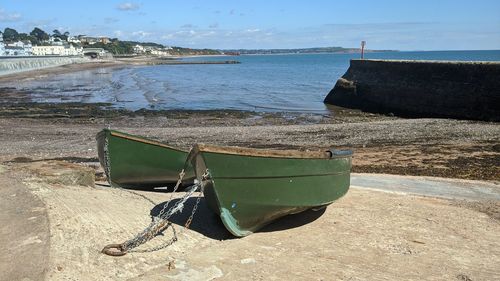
[6,50,500,113]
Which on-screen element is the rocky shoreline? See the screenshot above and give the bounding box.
[0,110,498,182]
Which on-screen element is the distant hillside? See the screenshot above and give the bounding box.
[168,47,222,56]
[221,47,397,55]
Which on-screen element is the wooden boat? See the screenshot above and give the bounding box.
[187,144,352,237]
[96,129,195,189]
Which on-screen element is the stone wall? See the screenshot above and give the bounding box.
[0,56,89,76]
[324,59,500,121]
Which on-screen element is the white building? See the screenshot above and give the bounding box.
[7,41,24,48]
[64,44,83,56]
[67,36,81,44]
[134,44,172,56]
[150,48,172,57]
[4,46,26,56]
[133,44,145,54]
[4,41,32,56]
[32,44,83,56]
[22,41,33,55]
[79,36,99,45]
[0,36,5,56]
[32,45,61,56]
[48,36,64,46]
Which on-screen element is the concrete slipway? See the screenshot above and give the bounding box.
[1,164,499,281]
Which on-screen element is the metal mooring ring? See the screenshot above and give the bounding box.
[102,244,127,256]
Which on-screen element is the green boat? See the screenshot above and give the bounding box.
[96,129,195,189]
[188,144,352,237]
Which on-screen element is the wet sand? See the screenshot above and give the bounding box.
[0,113,498,181]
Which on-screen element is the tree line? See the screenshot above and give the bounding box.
[1,27,72,45]
[1,27,222,55]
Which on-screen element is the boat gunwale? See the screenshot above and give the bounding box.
[105,129,188,153]
[193,143,352,159]
[211,170,350,180]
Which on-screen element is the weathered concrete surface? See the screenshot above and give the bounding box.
[19,160,96,187]
[0,56,89,76]
[0,167,49,281]
[324,59,500,121]
[352,173,500,201]
[4,163,499,281]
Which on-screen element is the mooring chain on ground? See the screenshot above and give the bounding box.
[104,137,165,207]
[129,171,208,254]
[103,137,112,184]
[102,137,209,256]
[124,175,194,252]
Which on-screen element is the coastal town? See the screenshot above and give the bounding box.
[0,27,181,57]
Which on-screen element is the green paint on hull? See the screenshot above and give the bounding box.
[96,129,194,189]
[189,145,352,237]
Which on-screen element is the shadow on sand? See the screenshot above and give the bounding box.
[150,197,327,240]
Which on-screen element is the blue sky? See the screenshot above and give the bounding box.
[1,0,499,50]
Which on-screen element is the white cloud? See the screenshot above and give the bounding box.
[0,8,21,22]
[105,17,119,24]
[161,34,174,40]
[180,24,196,29]
[116,2,140,11]
[23,18,56,30]
[160,29,219,41]
[33,20,498,51]
[132,30,151,38]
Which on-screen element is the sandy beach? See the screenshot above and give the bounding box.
[0,61,499,280]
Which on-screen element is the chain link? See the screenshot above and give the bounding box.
[103,136,112,185]
[102,134,209,255]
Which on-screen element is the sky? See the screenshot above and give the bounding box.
[0,0,499,50]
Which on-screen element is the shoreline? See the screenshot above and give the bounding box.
[0,56,239,82]
[0,115,498,182]
[0,99,392,124]
[0,55,498,182]
[0,60,126,82]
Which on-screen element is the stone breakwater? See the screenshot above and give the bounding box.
[0,56,90,76]
[324,59,500,121]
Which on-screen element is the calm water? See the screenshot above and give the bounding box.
[6,50,500,113]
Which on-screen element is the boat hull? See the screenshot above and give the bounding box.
[189,144,352,237]
[96,129,195,189]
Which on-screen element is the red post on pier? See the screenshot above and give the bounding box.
[361,41,366,59]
